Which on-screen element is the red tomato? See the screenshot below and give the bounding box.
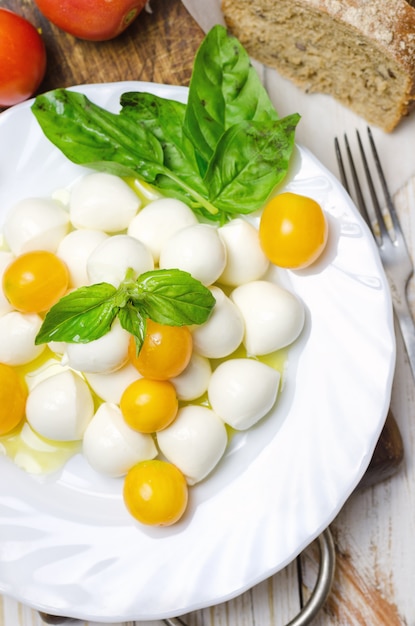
[33,0,147,41]
[0,9,46,108]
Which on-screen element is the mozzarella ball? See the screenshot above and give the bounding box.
[208,359,280,430]
[0,251,15,316]
[127,198,198,263]
[84,363,141,404]
[69,172,140,232]
[231,281,305,355]
[64,319,130,374]
[159,223,227,286]
[86,234,153,287]
[47,341,66,355]
[0,312,45,365]
[218,218,270,286]
[191,286,244,358]
[26,370,94,441]
[170,353,211,401]
[157,405,228,485]
[3,197,70,255]
[83,402,157,477]
[57,229,108,287]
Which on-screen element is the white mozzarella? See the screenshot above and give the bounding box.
[191,286,244,358]
[218,218,270,286]
[86,234,154,287]
[0,311,45,365]
[3,197,70,255]
[47,341,66,355]
[85,362,141,404]
[82,402,157,477]
[69,172,141,232]
[170,353,211,401]
[157,405,228,485]
[159,223,227,286]
[127,198,198,263]
[26,370,94,441]
[231,280,305,355]
[64,319,130,373]
[208,358,280,430]
[0,251,15,316]
[57,229,108,287]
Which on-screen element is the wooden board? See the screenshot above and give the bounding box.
[2,0,204,94]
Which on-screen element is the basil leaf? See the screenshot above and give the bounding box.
[32,89,165,181]
[184,24,279,165]
[120,92,214,216]
[132,269,216,326]
[205,114,300,214]
[35,283,118,344]
[32,89,220,219]
[121,92,206,195]
[118,305,146,352]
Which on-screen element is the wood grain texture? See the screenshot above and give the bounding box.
[2,0,204,90]
[0,1,414,625]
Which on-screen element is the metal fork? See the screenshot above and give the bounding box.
[335,127,415,381]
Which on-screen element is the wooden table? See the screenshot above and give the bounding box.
[1,1,415,624]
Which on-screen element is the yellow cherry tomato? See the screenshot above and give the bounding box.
[129,319,193,380]
[120,377,178,433]
[259,192,328,269]
[2,250,69,313]
[123,459,188,526]
[0,363,27,436]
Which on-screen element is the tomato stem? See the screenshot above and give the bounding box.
[123,9,138,27]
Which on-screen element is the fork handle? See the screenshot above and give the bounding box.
[390,281,415,382]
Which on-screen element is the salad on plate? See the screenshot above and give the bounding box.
[0,24,394,623]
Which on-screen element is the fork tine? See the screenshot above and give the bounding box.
[338,133,372,228]
[356,129,388,241]
[334,137,349,193]
[366,127,403,238]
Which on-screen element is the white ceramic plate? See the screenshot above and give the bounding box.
[0,82,395,622]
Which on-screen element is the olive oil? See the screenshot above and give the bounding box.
[1,348,80,474]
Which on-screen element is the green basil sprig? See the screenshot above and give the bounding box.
[31,25,300,222]
[35,268,216,352]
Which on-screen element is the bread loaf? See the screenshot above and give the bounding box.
[221,0,415,131]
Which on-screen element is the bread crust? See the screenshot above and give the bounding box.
[222,0,415,130]
[302,0,415,74]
